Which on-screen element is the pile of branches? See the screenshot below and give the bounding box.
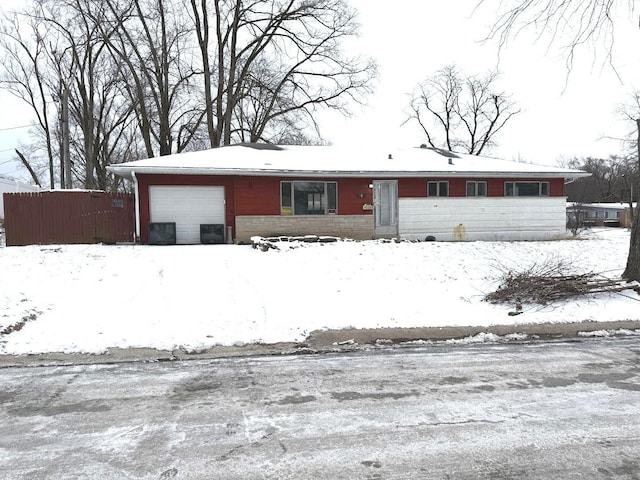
[485,258,639,306]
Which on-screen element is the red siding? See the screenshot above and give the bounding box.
[401,177,565,198]
[335,178,374,215]
[487,178,504,197]
[234,176,279,215]
[487,178,565,197]
[398,178,425,197]
[551,178,565,196]
[136,174,567,243]
[234,176,374,216]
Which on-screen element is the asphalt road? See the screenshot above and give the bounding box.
[1,338,640,479]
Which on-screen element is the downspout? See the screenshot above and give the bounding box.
[131,170,141,243]
[231,176,237,243]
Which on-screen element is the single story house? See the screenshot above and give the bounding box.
[107,144,590,244]
[567,202,636,228]
[0,176,41,220]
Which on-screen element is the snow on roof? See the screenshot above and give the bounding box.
[0,176,41,191]
[568,202,637,210]
[107,144,591,180]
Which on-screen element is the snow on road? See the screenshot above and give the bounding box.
[1,228,638,355]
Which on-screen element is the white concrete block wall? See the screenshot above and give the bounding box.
[236,198,568,243]
[399,197,567,241]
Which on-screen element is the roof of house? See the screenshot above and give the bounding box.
[0,176,41,192]
[107,144,591,180]
[568,202,637,210]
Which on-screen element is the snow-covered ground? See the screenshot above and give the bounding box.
[1,228,638,355]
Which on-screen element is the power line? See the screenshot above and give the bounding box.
[0,124,31,132]
[0,159,20,166]
[0,167,23,176]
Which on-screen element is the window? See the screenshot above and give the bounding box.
[466,181,487,197]
[280,181,338,215]
[427,181,449,197]
[504,181,550,197]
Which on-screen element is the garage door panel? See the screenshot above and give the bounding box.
[149,186,225,244]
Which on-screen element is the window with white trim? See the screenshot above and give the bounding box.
[427,181,449,197]
[504,181,550,197]
[466,181,487,197]
[280,181,338,215]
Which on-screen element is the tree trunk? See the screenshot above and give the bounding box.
[191,0,216,148]
[622,119,640,282]
[14,149,42,187]
[623,208,640,281]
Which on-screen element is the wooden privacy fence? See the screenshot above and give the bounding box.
[3,191,135,246]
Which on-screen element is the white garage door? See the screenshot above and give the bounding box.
[149,186,225,244]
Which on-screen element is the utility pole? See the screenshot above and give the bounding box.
[61,84,71,189]
[633,118,640,223]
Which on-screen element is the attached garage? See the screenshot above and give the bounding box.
[108,144,591,244]
[149,185,225,244]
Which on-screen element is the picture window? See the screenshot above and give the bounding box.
[280,181,338,215]
[504,181,550,197]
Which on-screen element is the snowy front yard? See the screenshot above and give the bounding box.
[1,228,638,355]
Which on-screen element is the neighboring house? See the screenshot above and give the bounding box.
[567,202,636,228]
[107,144,590,245]
[0,177,41,220]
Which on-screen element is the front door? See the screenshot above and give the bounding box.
[373,180,398,238]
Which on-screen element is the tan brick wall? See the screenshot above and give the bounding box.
[235,215,374,242]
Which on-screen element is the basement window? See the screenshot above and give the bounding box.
[504,181,550,197]
[281,181,338,215]
[427,181,449,197]
[466,181,487,197]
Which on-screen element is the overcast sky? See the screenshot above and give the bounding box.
[1,1,639,180]
[321,0,640,165]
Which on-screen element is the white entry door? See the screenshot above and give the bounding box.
[373,180,398,238]
[149,186,225,244]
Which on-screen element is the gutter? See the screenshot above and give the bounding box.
[564,174,591,184]
[131,170,141,243]
[108,166,592,180]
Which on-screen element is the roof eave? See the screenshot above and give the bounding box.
[107,166,591,180]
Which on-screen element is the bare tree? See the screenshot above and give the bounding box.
[405,65,520,155]
[189,0,215,146]
[0,7,59,188]
[41,0,139,189]
[0,0,375,188]
[479,0,640,280]
[564,155,634,203]
[0,1,139,190]
[628,116,640,280]
[477,0,633,71]
[566,202,590,236]
[619,91,640,207]
[190,0,376,147]
[14,149,42,187]
[97,0,203,158]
